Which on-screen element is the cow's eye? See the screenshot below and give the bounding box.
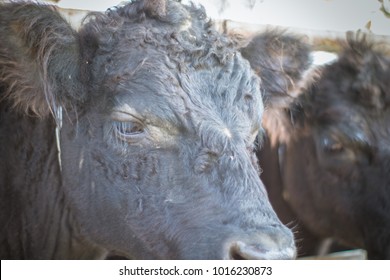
[114,121,145,142]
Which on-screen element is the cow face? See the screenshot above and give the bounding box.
[0,0,295,259]
[274,35,390,259]
[60,1,295,260]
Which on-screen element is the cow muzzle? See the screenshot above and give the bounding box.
[223,226,296,260]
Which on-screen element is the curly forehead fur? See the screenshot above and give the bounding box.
[77,0,262,132]
[0,0,258,123]
[80,0,235,71]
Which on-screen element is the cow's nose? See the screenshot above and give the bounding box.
[225,226,296,260]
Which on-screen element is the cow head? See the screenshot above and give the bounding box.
[244,31,390,259]
[0,0,295,259]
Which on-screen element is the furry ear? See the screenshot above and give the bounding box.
[240,29,313,109]
[353,53,390,109]
[338,32,390,110]
[0,2,85,120]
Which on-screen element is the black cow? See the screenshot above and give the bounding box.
[243,31,390,259]
[0,0,295,259]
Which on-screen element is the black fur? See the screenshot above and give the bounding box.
[0,0,295,259]
[251,32,390,259]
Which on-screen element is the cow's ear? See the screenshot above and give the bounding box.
[353,55,388,109]
[0,2,85,121]
[341,31,389,109]
[352,52,390,110]
[240,29,313,109]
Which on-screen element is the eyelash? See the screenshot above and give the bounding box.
[113,121,145,143]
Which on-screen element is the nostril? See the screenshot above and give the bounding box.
[230,242,246,260]
[223,225,297,260]
[226,237,296,260]
[231,252,245,260]
[228,241,268,260]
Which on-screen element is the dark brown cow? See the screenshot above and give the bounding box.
[242,31,390,259]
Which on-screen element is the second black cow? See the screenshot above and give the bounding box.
[242,31,390,259]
